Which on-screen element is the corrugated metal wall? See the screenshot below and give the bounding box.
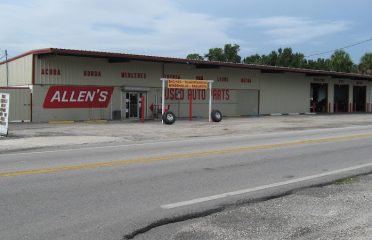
[32,85,112,122]
[29,54,372,121]
[0,55,33,87]
[36,56,163,87]
[32,55,262,121]
[0,88,31,121]
[259,73,310,114]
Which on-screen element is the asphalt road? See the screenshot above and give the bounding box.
[1,126,372,240]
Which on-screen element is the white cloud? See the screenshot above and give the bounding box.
[0,0,235,57]
[250,17,350,45]
[0,1,352,58]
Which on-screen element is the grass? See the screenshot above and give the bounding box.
[334,177,358,185]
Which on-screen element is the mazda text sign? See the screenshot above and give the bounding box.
[0,93,10,136]
[43,86,113,108]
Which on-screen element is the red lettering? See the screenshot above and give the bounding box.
[41,68,61,76]
[212,89,230,101]
[164,74,181,79]
[169,89,175,100]
[83,70,102,77]
[121,72,147,79]
[217,77,229,82]
[188,89,192,100]
[43,86,113,108]
[241,78,251,83]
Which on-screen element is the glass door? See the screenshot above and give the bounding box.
[125,92,143,119]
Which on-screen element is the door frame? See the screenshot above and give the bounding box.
[123,91,145,119]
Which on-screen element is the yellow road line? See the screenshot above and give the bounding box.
[2,132,372,178]
[48,121,75,124]
[84,120,108,124]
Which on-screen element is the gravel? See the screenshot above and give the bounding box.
[135,174,372,240]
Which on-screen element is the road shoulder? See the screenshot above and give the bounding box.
[135,174,372,240]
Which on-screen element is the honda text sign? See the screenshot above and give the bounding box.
[0,93,10,136]
[43,86,113,108]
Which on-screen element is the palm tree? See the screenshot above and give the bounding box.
[359,53,372,74]
[329,50,354,73]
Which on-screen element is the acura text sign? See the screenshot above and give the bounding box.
[168,79,208,89]
[0,93,10,136]
[43,86,113,108]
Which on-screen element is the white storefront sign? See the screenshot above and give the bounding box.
[0,93,10,136]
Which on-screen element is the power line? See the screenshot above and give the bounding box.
[305,37,372,58]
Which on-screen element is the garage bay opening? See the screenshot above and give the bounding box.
[310,83,328,113]
[334,85,349,112]
[353,86,366,112]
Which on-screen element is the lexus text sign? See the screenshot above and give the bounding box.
[0,93,10,136]
[43,86,113,108]
[168,79,208,89]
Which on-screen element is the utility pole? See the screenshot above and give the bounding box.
[5,50,9,86]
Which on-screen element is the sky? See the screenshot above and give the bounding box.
[1,0,372,63]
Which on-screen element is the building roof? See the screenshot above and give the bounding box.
[1,48,372,80]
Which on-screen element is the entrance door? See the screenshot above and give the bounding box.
[125,92,143,118]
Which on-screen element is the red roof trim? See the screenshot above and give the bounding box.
[1,48,372,80]
[0,48,53,65]
[0,87,30,89]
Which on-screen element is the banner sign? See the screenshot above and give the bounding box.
[0,93,10,136]
[168,79,208,89]
[43,86,113,108]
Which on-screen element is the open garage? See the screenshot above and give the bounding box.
[353,85,367,112]
[310,83,328,113]
[334,85,349,112]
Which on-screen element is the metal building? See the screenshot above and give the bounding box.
[1,48,372,122]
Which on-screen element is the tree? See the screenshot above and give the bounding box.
[186,53,204,61]
[223,44,241,63]
[244,48,306,68]
[204,44,242,63]
[205,48,225,62]
[329,50,354,73]
[243,54,262,64]
[305,58,331,71]
[359,53,372,74]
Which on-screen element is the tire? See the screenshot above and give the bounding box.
[162,111,176,125]
[211,110,222,122]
